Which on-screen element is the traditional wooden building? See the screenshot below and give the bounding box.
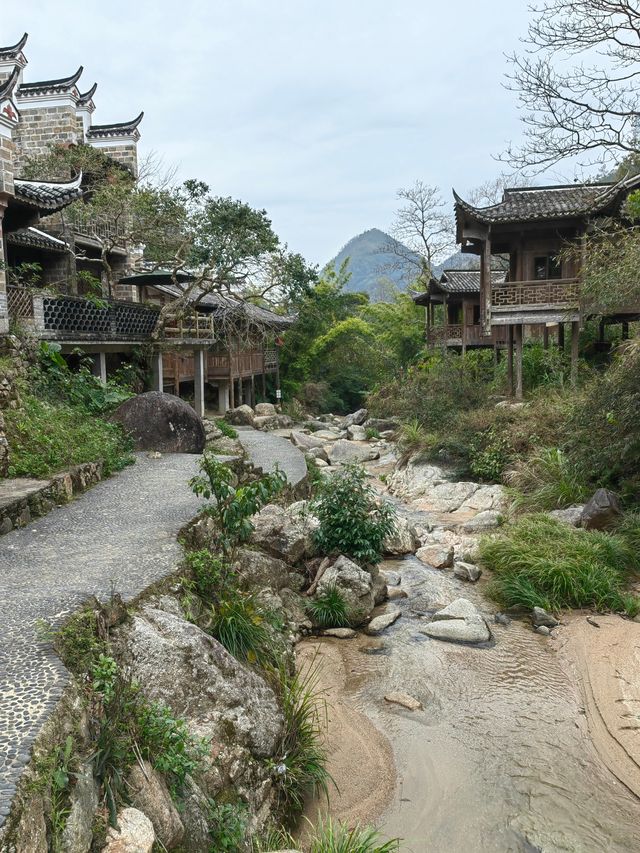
[412,269,507,352]
[452,178,640,396]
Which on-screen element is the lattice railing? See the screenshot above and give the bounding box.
[41,295,158,340]
[7,286,34,321]
[427,324,463,345]
[264,349,278,369]
[492,279,580,309]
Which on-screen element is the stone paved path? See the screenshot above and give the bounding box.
[236,426,307,486]
[0,453,202,823]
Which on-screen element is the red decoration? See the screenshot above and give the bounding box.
[275,336,284,347]
[2,103,17,121]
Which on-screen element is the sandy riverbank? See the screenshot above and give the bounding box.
[295,639,396,843]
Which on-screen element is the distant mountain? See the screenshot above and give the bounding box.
[432,251,480,278]
[324,228,422,302]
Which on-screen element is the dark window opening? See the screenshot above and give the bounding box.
[533,254,563,280]
[472,304,481,325]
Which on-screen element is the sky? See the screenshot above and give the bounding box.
[5,1,544,266]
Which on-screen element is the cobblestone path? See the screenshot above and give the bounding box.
[0,453,202,823]
[236,425,307,485]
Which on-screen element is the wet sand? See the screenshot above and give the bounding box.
[299,557,640,852]
[295,639,396,843]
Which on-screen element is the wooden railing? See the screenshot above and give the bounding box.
[163,312,216,340]
[7,286,34,321]
[427,323,507,348]
[427,324,463,345]
[492,278,580,309]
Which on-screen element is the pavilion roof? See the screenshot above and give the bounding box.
[13,173,83,212]
[453,174,640,227]
[6,227,70,253]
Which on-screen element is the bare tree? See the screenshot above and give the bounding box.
[387,181,454,287]
[503,1,640,172]
[467,172,531,207]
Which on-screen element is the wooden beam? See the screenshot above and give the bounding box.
[507,325,514,397]
[543,326,549,349]
[571,321,579,387]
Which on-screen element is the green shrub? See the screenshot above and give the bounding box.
[308,818,400,853]
[216,418,238,439]
[271,663,330,816]
[208,592,281,666]
[189,452,287,552]
[507,448,590,513]
[397,418,433,456]
[467,426,512,482]
[306,586,350,628]
[183,550,231,600]
[5,393,133,478]
[312,463,396,566]
[208,800,248,851]
[136,700,206,789]
[480,514,639,613]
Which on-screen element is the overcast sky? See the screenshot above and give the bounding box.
[5,1,551,265]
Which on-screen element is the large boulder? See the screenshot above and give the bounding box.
[250,501,319,564]
[341,408,368,429]
[225,404,256,427]
[315,555,375,623]
[364,417,400,433]
[232,547,296,592]
[420,598,490,644]
[112,392,205,453]
[127,761,184,849]
[254,402,277,417]
[112,607,284,759]
[581,488,623,530]
[60,762,99,853]
[347,424,368,441]
[416,544,454,569]
[290,431,327,451]
[383,516,418,556]
[548,505,584,527]
[328,439,380,465]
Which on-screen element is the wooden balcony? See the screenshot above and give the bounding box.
[492,279,580,310]
[162,348,278,385]
[427,324,506,348]
[163,312,216,341]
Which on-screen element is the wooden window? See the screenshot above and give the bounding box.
[533,254,563,280]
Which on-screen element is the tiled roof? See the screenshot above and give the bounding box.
[6,227,70,253]
[438,269,506,293]
[13,174,83,211]
[77,82,97,106]
[87,112,144,139]
[0,66,20,100]
[0,33,28,61]
[18,67,83,97]
[453,175,640,225]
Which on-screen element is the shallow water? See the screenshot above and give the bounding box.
[320,555,640,853]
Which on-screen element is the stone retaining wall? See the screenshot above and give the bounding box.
[0,334,38,477]
[0,461,103,535]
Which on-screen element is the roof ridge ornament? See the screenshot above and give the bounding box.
[18,66,83,96]
[77,82,97,106]
[0,66,21,100]
[0,33,28,60]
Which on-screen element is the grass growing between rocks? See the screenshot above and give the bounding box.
[308,818,400,853]
[306,586,350,629]
[506,448,591,514]
[479,514,640,614]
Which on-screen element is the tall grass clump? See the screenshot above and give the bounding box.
[507,448,590,513]
[271,663,330,816]
[480,514,639,614]
[306,586,350,628]
[308,818,400,853]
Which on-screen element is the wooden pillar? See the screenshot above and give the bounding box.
[598,318,606,345]
[514,324,524,400]
[230,375,235,410]
[193,348,205,417]
[250,374,255,407]
[622,321,629,340]
[275,352,281,407]
[261,371,267,401]
[558,323,565,351]
[543,326,549,350]
[507,325,514,397]
[238,376,244,405]
[480,233,492,335]
[570,321,579,388]
[150,351,163,392]
[175,354,181,397]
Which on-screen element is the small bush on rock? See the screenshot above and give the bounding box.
[216,418,238,439]
[190,451,287,552]
[311,463,397,565]
[208,800,249,851]
[308,817,400,853]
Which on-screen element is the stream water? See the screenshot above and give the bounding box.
[302,552,640,853]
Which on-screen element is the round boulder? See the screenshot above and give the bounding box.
[112,392,205,453]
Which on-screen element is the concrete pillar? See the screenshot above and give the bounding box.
[217,380,230,414]
[92,352,107,384]
[230,377,236,410]
[150,351,163,392]
[570,321,580,388]
[514,323,524,400]
[250,374,255,407]
[194,348,205,418]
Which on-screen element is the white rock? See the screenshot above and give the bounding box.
[384,691,423,711]
[102,807,155,853]
[254,402,277,417]
[322,627,357,639]
[453,561,482,582]
[290,431,326,450]
[421,598,490,644]
[383,517,418,556]
[314,429,342,442]
[461,510,502,533]
[347,424,368,441]
[365,608,402,635]
[548,505,584,527]
[328,439,380,464]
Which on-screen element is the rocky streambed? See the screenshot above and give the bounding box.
[288,418,640,853]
